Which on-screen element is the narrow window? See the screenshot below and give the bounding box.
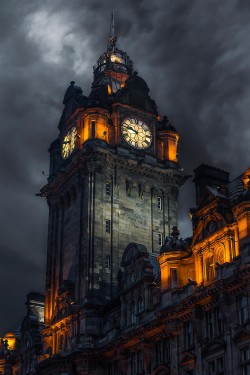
[158,233,163,246]
[239,295,248,325]
[138,350,143,373]
[107,363,113,375]
[241,346,250,362]
[106,182,111,196]
[184,321,193,349]
[106,219,111,233]
[206,311,213,338]
[208,360,215,375]
[113,362,119,375]
[170,268,178,288]
[105,254,111,270]
[131,353,137,375]
[157,196,162,210]
[91,120,96,139]
[215,307,223,335]
[163,338,170,363]
[217,357,224,371]
[155,341,162,366]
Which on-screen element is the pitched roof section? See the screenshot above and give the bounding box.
[228,174,244,201]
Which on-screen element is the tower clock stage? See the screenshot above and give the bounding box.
[40,21,186,346]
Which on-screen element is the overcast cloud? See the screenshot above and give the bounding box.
[0,0,249,335]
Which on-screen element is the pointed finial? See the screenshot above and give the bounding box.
[108,9,117,51]
[111,8,115,38]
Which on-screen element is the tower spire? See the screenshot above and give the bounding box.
[108,9,117,51]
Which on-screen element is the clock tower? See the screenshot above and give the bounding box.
[41,19,185,351]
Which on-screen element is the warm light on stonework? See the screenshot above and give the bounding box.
[3,332,16,351]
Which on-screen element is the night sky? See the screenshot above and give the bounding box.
[0,0,249,336]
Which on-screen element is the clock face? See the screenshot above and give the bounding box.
[62,126,77,159]
[121,117,152,149]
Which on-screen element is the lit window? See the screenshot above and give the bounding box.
[158,233,163,246]
[106,183,111,196]
[105,254,110,270]
[239,295,248,325]
[106,219,111,233]
[157,196,162,209]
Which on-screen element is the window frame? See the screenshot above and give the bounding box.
[158,232,163,246]
[106,219,111,233]
[157,196,162,210]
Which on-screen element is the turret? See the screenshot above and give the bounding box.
[158,227,193,290]
[157,116,179,163]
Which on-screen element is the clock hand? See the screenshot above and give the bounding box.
[127,126,139,134]
[126,126,136,133]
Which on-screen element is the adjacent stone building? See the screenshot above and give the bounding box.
[1,19,250,375]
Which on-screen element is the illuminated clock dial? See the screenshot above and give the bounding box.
[62,126,77,159]
[121,117,152,149]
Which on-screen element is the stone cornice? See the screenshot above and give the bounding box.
[41,147,185,199]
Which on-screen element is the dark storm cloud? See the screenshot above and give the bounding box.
[0,0,249,334]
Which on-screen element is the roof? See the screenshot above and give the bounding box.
[228,174,244,201]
